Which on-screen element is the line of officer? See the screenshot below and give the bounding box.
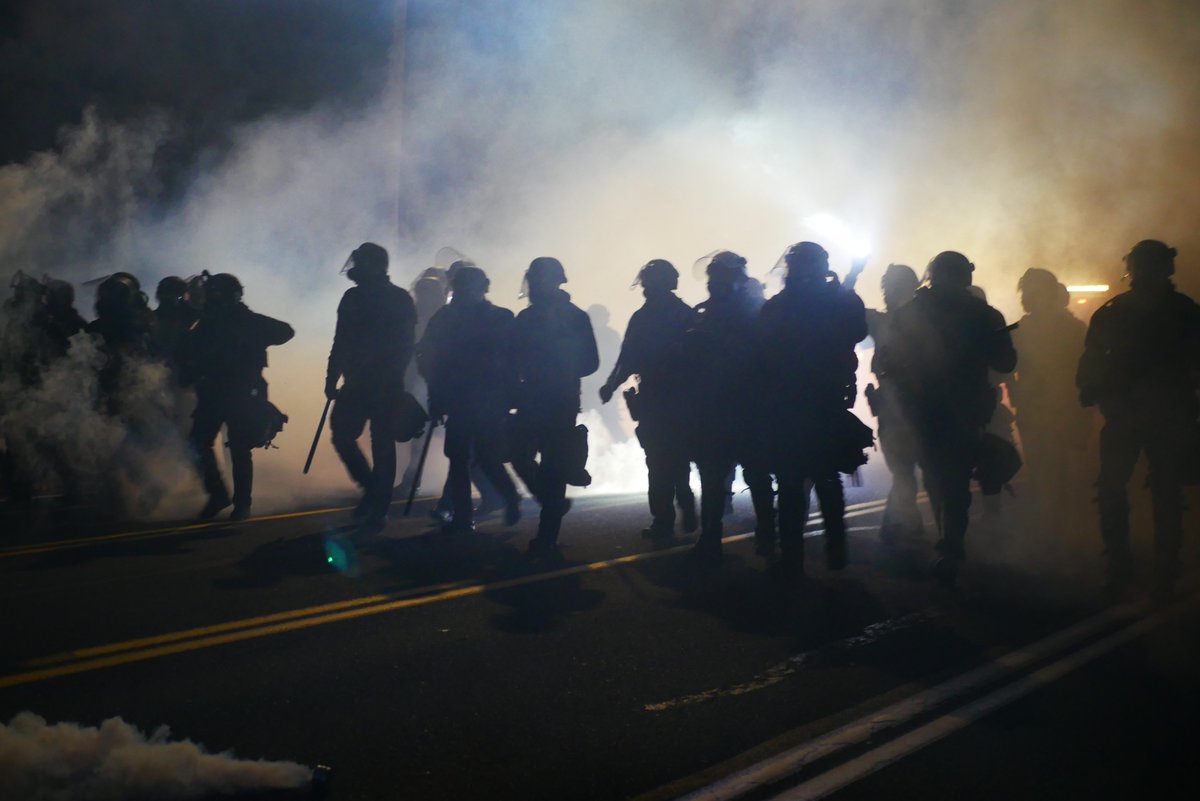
[600,259,698,544]
[1078,240,1200,601]
[325,243,416,523]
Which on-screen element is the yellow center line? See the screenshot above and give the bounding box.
[0,491,654,559]
[0,504,365,559]
[1,499,890,690]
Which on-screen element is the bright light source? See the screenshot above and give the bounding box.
[801,213,871,260]
[1066,285,1109,293]
[1076,299,1088,304]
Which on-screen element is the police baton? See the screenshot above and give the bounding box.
[405,416,439,516]
[303,397,333,474]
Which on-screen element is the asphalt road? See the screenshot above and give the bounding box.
[2,483,1197,800]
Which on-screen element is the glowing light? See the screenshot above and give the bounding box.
[1066,285,1109,293]
[801,213,872,261]
[1076,299,1088,304]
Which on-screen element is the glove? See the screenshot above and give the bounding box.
[599,382,614,404]
[324,380,339,401]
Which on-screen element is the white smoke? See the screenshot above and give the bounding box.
[0,712,311,801]
[0,332,200,517]
[2,0,1197,511]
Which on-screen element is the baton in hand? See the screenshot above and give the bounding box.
[303,397,333,475]
[405,417,439,516]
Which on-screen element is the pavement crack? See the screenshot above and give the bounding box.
[642,610,939,713]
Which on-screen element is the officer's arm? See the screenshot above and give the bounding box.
[601,325,636,402]
[326,298,347,398]
[576,309,601,379]
[985,309,1017,374]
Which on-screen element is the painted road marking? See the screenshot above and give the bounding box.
[769,610,1173,800]
[1,499,889,690]
[674,597,1167,801]
[0,492,648,559]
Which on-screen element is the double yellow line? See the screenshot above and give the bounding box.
[0,498,889,690]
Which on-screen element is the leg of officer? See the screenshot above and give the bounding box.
[1096,418,1141,591]
[330,385,372,490]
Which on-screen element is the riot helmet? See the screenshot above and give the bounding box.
[450,265,490,303]
[94,272,146,319]
[522,256,567,299]
[925,251,974,288]
[1124,240,1176,286]
[204,273,244,310]
[631,259,679,292]
[44,279,75,311]
[156,276,188,307]
[342,242,389,283]
[880,263,919,312]
[776,241,830,286]
[1017,267,1061,313]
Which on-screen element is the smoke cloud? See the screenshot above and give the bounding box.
[1,0,1197,509]
[0,711,311,801]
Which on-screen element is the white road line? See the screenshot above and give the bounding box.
[771,611,1168,800]
[676,599,1152,801]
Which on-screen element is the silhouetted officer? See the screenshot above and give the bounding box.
[418,266,521,532]
[152,276,198,377]
[735,273,777,555]
[86,272,156,407]
[510,257,599,557]
[187,273,293,520]
[855,264,922,541]
[1010,268,1089,532]
[758,242,869,577]
[600,260,698,543]
[877,251,1016,585]
[685,251,757,563]
[326,243,416,522]
[1077,241,1200,600]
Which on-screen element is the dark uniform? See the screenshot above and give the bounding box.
[878,252,1016,583]
[1009,269,1089,533]
[326,244,416,521]
[685,252,757,561]
[85,273,156,409]
[152,277,199,378]
[757,243,869,574]
[511,258,599,555]
[187,274,293,520]
[1077,240,1200,599]
[857,265,923,541]
[601,260,697,541]
[418,267,520,530]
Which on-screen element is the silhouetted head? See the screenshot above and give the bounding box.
[156,276,188,307]
[704,251,748,299]
[780,241,830,287]
[204,273,244,312]
[44,279,75,311]
[880,263,919,312]
[1124,240,1176,290]
[450,265,489,304]
[926,251,974,289]
[343,242,389,284]
[8,271,44,306]
[1018,268,1061,313]
[412,269,449,314]
[633,259,679,294]
[524,257,567,302]
[94,272,146,319]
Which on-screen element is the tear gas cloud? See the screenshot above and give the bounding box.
[0,711,311,801]
[1,0,1197,511]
